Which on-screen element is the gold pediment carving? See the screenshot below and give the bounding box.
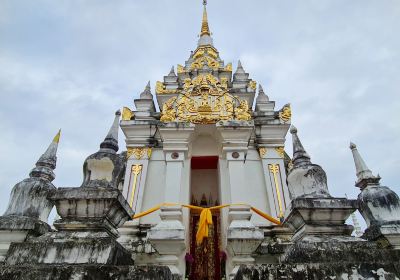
[160,74,251,124]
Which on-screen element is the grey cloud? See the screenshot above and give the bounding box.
[0,1,399,227]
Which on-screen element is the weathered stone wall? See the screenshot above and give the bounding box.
[0,265,178,280]
[235,263,400,280]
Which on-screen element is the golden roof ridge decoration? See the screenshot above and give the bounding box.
[122,107,134,121]
[156,81,179,94]
[279,103,291,123]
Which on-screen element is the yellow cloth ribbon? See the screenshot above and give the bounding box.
[132,203,281,245]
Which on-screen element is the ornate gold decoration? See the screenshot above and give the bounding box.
[190,45,220,71]
[249,80,257,90]
[200,2,211,36]
[129,164,143,207]
[177,64,185,74]
[160,97,177,122]
[191,56,219,71]
[275,147,285,158]
[127,147,152,160]
[220,77,228,89]
[268,164,284,218]
[259,148,267,157]
[122,107,134,121]
[159,74,252,124]
[156,81,178,94]
[279,104,291,123]
[224,62,232,71]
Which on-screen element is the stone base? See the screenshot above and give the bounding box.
[363,223,400,249]
[5,232,133,265]
[236,236,400,279]
[0,264,178,280]
[147,206,186,277]
[234,262,400,280]
[283,197,358,241]
[0,215,50,262]
[50,187,134,238]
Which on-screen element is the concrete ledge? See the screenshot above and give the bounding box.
[5,236,133,265]
[0,216,50,235]
[234,262,400,280]
[0,264,178,280]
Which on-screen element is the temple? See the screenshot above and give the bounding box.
[0,2,400,280]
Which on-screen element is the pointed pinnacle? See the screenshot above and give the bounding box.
[53,129,61,144]
[256,84,269,103]
[100,110,120,153]
[30,130,61,181]
[236,60,245,74]
[349,142,380,188]
[200,3,211,36]
[168,66,176,76]
[290,125,311,168]
[140,81,153,99]
[259,84,264,94]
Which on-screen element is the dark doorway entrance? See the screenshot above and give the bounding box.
[189,156,221,280]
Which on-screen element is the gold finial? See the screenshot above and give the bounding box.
[53,129,61,143]
[200,0,211,36]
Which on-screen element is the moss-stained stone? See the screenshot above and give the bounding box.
[0,265,177,280]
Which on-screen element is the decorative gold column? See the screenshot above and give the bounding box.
[268,164,284,218]
[128,164,143,208]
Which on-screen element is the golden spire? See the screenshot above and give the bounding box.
[200,0,211,36]
[53,129,61,143]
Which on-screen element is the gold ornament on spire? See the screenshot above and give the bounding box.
[279,104,292,123]
[53,129,61,143]
[200,0,211,36]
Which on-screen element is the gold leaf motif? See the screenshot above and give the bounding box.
[224,62,232,71]
[156,81,178,94]
[129,164,143,207]
[159,74,252,124]
[268,164,284,218]
[127,147,152,160]
[249,80,257,90]
[177,64,185,74]
[122,107,134,121]
[275,147,285,158]
[259,148,267,157]
[279,104,291,123]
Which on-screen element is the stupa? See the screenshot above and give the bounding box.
[0,1,399,279]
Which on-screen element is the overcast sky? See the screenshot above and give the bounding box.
[0,0,399,226]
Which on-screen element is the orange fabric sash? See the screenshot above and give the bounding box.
[132,203,281,245]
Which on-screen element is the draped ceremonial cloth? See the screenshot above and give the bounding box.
[132,203,281,245]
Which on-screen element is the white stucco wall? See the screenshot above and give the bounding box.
[139,149,166,225]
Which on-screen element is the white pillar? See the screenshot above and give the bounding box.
[217,121,256,278]
[217,121,253,204]
[227,205,263,279]
[147,123,194,277]
[259,146,290,219]
[118,147,152,246]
